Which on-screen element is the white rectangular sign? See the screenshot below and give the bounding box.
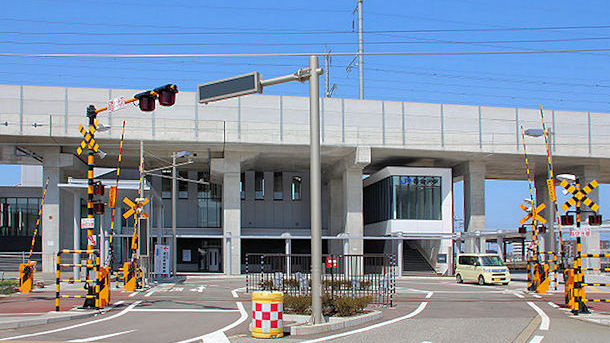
[570,227,591,237]
[154,244,171,276]
[81,217,95,229]
[107,96,126,112]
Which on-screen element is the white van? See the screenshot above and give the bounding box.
[455,254,510,285]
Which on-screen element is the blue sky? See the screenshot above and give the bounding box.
[1,0,609,231]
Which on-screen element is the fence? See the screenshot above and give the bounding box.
[0,252,42,272]
[245,254,396,306]
[579,253,610,305]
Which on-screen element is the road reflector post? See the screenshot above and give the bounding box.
[97,266,111,308]
[564,269,575,308]
[18,261,36,294]
[251,291,284,339]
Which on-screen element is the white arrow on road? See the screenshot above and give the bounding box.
[190,285,206,292]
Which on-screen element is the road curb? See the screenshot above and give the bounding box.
[287,310,383,336]
[512,315,540,343]
[0,311,97,330]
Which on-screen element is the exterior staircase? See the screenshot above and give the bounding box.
[402,245,436,275]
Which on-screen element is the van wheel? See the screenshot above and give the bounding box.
[502,282,509,286]
[456,274,463,283]
[478,275,485,286]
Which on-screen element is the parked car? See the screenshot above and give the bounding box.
[455,253,510,285]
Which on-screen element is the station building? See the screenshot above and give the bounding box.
[1,84,609,275]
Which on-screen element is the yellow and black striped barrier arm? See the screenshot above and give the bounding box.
[580,253,610,258]
[108,121,126,267]
[27,177,49,262]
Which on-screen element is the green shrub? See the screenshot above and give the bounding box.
[284,295,311,314]
[333,296,373,316]
[283,278,300,288]
[0,279,19,295]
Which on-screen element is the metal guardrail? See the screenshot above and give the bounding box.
[0,252,43,272]
[245,253,396,306]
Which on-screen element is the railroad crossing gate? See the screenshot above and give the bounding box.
[519,203,547,225]
[76,119,100,155]
[560,179,600,212]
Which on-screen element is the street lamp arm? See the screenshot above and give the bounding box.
[142,160,193,175]
[260,68,323,87]
[146,172,209,185]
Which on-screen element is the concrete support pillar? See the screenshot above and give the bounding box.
[73,193,80,279]
[211,152,242,275]
[343,166,364,255]
[534,173,555,253]
[397,239,404,276]
[41,154,63,273]
[328,178,344,255]
[497,237,505,261]
[463,161,486,253]
[578,165,601,272]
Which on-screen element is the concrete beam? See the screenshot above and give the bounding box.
[463,161,486,253]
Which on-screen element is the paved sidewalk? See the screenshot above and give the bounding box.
[0,310,97,330]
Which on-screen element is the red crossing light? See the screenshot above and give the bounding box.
[134,91,157,112]
[154,84,179,107]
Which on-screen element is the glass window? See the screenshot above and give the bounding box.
[197,172,222,228]
[178,171,189,199]
[255,172,264,200]
[273,172,283,200]
[364,175,442,224]
[291,176,302,201]
[240,173,245,200]
[161,170,171,198]
[481,256,504,266]
[0,197,42,237]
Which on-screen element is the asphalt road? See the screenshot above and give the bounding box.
[0,276,608,343]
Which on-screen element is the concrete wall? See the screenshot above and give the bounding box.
[3,84,610,159]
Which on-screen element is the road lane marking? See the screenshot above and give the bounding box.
[190,285,205,292]
[129,291,138,297]
[300,302,429,343]
[114,300,124,306]
[0,301,141,341]
[201,330,231,343]
[547,301,559,308]
[511,291,524,298]
[173,302,248,343]
[531,294,542,299]
[231,287,246,298]
[130,308,240,313]
[529,335,544,343]
[527,302,549,331]
[425,291,433,299]
[144,290,155,297]
[67,329,137,342]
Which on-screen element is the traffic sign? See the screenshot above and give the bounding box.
[198,72,262,103]
[560,179,599,212]
[76,120,100,155]
[107,96,126,112]
[519,203,547,225]
[87,234,97,246]
[570,227,591,238]
[81,217,95,229]
[325,256,338,269]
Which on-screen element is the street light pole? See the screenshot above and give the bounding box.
[309,55,323,325]
[172,152,177,277]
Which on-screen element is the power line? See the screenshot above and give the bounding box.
[1,48,609,58]
[1,37,609,47]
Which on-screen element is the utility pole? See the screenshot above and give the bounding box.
[357,0,364,99]
[171,152,177,277]
[309,55,323,324]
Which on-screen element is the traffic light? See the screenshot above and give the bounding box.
[154,84,179,106]
[560,215,574,226]
[93,182,105,196]
[518,226,527,234]
[589,214,603,226]
[94,202,105,215]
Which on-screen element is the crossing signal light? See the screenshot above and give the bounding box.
[154,84,179,107]
[93,182,105,196]
[560,215,574,226]
[518,226,527,234]
[537,225,546,234]
[94,202,105,215]
[134,91,157,112]
[589,214,603,226]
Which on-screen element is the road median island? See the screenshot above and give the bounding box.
[285,310,383,336]
[0,311,97,330]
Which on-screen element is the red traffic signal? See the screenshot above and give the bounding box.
[154,84,179,107]
[93,182,104,196]
[560,215,574,226]
[589,214,603,226]
[94,202,105,215]
[537,225,546,234]
[518,226,527,234]
[134,91,157,112]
